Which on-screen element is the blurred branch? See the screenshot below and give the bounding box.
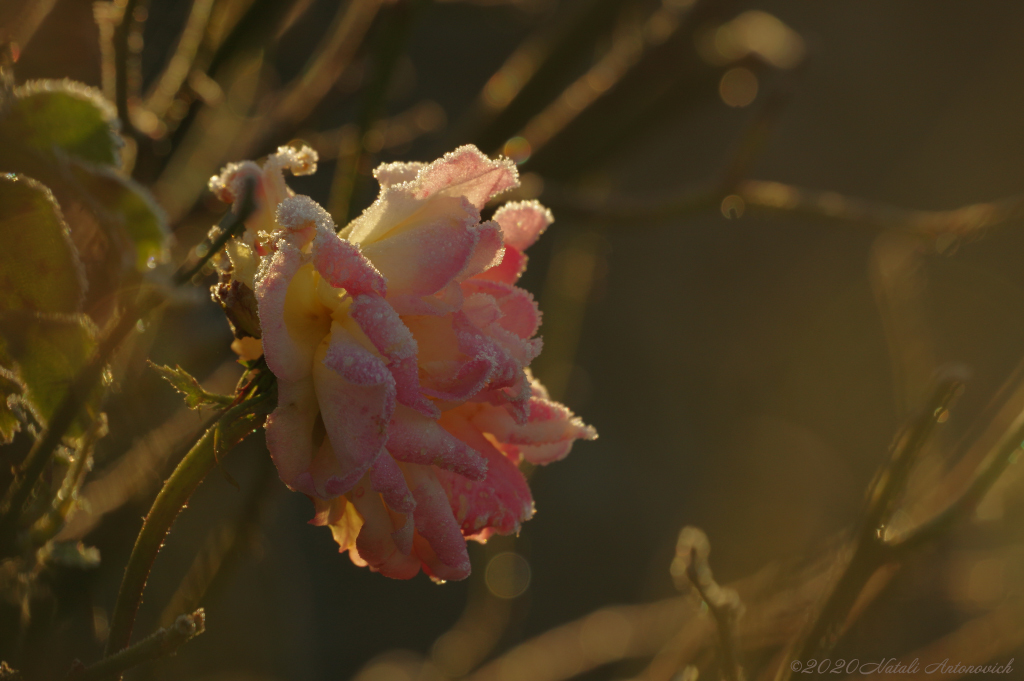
[544,179,1024,241]
[142,0,218,121]
[888,399,1024,553]
[784,379,964,673]
[239,0,382,156]
[68,609,206,681]
[329,0,422,223]
[103,369,275,662]
[0,0,59,50]
[0,290,163,554]
[112,0,148,138]
[509,0,698,157]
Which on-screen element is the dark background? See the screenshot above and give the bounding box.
[10,0,1024,679]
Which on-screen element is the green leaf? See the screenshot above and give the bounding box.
[0,174,86,315]
[0,366,25,444]
[0,312,99,434]
[0,80,121,166]
[68,161,169,271]
[150,362,234,410]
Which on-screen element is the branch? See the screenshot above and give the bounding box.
[68,609,205,681]
[103,373,275,662]
[544,179,1024,241]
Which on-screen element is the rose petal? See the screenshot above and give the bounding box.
[493,200,553,251]
[369,453,416,514]
[402,463,471,580]
[349,475,421,579]
[350,293,437,417]
[387,405,487,480]
[475,244,527,284]
[415,145,519,210]
[265,376,320,495]
[313,323,396,493]
[374,160,425,188]
[255,243,329,382]
[436,407,534,538]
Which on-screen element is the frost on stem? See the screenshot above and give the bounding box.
[671,526,745,681]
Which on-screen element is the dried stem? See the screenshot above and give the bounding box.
[103,372,275,662]
[0,290,163,553]
[68,609,206,681]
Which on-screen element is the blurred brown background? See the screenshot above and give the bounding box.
[7,0,1024,679]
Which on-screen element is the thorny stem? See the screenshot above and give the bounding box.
[0,290,163,553]
[68,609,205,681]
[104,374,275,662]
[784,380,963,675]
[173,174,257,285]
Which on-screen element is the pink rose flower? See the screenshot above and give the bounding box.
[211,145,595,581]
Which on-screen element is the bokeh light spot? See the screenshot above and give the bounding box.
[720,194,746,219]
[719,67,758,107]
[486,551,531,599]
[503,136,532,165]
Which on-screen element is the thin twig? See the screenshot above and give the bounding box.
[68,609,205,681]
[103,372,275,662]
[0,290,163,554]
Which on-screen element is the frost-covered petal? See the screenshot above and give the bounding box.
[387,406,487,480]
[414,145,519,210]
[436,407,534,539]
[462,279,541,339]
[359,198,484,296]
[493,200,553,251]
[469,393,597,465]
[374,161,425,188]
[350,293,437,417]
[403,463,471,580]
[255,243,329,382]
[369,452,416,514]
[475,244,527,285]
[265,376,320,495]
[312,324,396,494]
